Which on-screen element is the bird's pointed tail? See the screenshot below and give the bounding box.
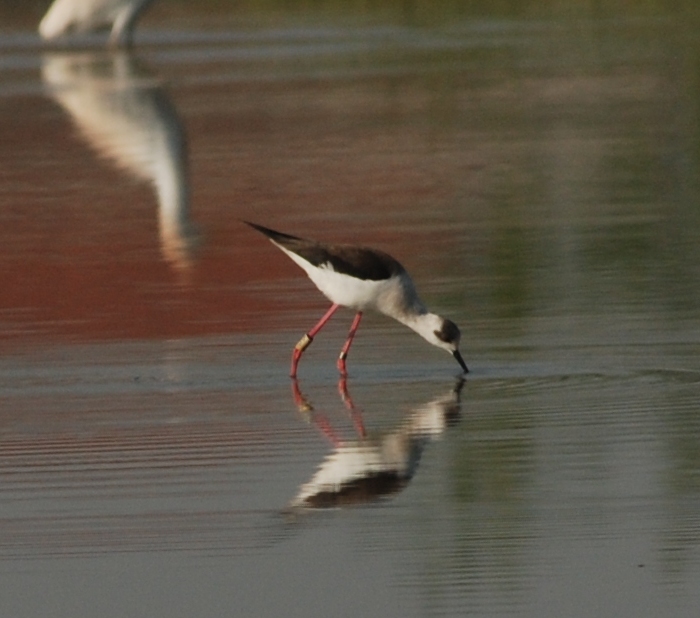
[243,220,305,245]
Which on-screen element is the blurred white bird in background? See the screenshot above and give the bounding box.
[39,0,155,47]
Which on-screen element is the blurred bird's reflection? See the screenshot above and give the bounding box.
[39,0,154,47]
[41,51,198,280]
[288,379,464,509]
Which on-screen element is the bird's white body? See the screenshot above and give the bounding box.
[39,0,153,46]
[279,245,421,314]
[278,244,455,354]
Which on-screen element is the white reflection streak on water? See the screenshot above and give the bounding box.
[41,51,198,278]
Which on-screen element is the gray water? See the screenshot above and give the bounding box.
[2,5,700,617]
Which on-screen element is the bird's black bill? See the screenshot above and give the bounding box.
[453,350,469,374]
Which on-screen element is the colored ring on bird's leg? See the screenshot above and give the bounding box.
[295,333,313,352]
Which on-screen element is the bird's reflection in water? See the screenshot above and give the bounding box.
[288,378,464,510]
[39,0,155,48]
[41,51,198,280]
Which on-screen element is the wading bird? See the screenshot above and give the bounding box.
[245,222,468,377]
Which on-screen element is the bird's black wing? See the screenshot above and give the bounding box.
[245,221,405,281]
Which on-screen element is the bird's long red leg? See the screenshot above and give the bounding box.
[337,311,363,376]
[290,303,341,378]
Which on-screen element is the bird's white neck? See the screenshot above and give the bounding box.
[395,311,440,344]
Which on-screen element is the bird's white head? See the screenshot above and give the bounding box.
[411,313,468,373]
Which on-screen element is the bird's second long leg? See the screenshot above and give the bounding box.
[337,312,363,376]
[290,303,341,378]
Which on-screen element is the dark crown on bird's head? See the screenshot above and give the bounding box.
[434,318,461,347]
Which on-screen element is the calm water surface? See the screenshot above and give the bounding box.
[1,7,700,618]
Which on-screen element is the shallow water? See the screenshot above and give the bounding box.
[2,6,700,618]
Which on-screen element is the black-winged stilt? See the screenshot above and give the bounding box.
[245,221,468,377]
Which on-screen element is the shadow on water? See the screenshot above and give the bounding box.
[41,50,199,280]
